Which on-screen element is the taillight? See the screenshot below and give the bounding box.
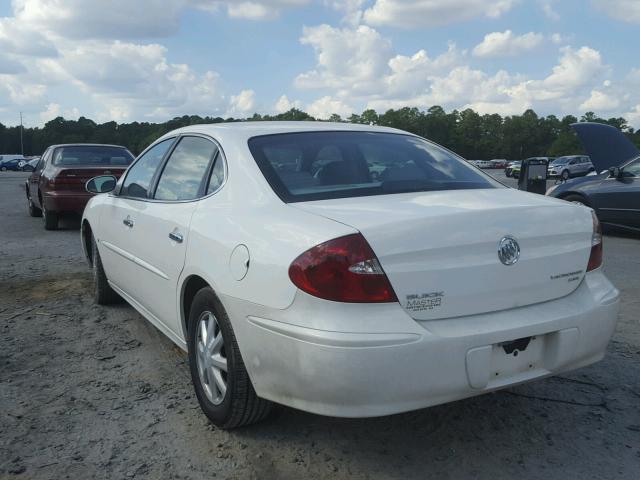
[288,233,398,303]
[587,211,603,272]
[49,176,84,189]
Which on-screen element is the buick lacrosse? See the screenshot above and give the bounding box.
[82,122,619,428]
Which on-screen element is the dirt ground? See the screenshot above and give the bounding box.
[1,171,639,479]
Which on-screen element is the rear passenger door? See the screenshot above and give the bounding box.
[122,135,220,337]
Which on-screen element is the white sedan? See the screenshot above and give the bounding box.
[82,122,619,429]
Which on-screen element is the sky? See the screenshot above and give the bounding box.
[1,0,640,127]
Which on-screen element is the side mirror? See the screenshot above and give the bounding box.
[86,175,117,194]
[608,167,621,179]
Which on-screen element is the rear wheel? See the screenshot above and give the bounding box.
[561,169,570,181]
[42,206,59,230]
[27,197,42,217]
[1,166,6,171]
[188,287,272,429]
[92,235,120,305]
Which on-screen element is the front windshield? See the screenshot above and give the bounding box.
[248,131,501,203]
[551,157,571,165]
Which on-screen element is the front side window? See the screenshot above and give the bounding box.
[248,131,500,203]
[155,136,217,201]
[121,138,174,199]
[52,146,134,166]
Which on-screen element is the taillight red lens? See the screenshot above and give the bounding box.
[288,233,398,303]
[587,211,603,272]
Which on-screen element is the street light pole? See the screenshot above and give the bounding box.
[20,112,24,156]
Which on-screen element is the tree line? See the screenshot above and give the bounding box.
[0,106,636,159]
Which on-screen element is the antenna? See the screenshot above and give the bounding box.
[20,112,24,156]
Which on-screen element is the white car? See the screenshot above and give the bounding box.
[82,122,620,429]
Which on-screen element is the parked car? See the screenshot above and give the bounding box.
[0,158,22,171]
[504,161,521,177]
[20,158,39,172]
[548,123,640,233]
[81,122,618,429]
[548,155,594,180]
[490,159,508,169]
[26,144,134,229]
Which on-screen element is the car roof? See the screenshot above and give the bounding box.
[47,143,130,149]
[157,121,412,145]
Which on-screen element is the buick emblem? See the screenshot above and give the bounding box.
[498,236,520,266]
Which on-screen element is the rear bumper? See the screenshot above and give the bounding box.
[42,191,92,214]
[224,269,619,418]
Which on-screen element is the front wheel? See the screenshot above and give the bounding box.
[188,287,272,429]
[563,194,590,207]
[92,235,120,304]
[0,166,6,171]
[561,169,570,181]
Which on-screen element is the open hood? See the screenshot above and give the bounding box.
[571,122,639,172]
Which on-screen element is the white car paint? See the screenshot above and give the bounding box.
[82,122,619,418]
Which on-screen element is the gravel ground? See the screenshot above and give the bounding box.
[1,170,639,479]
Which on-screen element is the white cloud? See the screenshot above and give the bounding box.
[295,24,392,95]
[223,0,309,20]
[362,0,517,28]
[579,90,620,111]
[274,94,302,112]
[11,0,310,40]
[295,21,611,122]
[226,89,256,117]
[592,0,640,24]
[539,0,560,20]
[306,96,353,119]
[473,30,544,58]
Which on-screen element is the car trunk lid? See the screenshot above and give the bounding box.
[292,188,593,320]
[51,167,127,191]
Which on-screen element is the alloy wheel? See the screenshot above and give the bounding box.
[195,311,228,405]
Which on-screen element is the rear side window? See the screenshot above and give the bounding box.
[155,136,217,201]
[52,146,134,166]
[121,139,174,199]
[248,131,500,203]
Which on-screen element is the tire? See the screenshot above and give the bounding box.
[28,197,42,217]
[561,169,570,181]
[563,194,590,207]
[42,206,59,230]
[1,166,6,171]
[188,287,272,429]
[92,235,120,305]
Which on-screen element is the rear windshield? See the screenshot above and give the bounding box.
[248,131,500,202]
[52,146,134,167]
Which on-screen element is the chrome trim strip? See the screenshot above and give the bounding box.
[101,240,169,280]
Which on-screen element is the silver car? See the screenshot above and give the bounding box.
[548,155,594,180]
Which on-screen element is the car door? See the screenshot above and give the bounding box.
[29,149,49,208]
[590,158,640,228]
[131,135,220,335]
[98,138,176,306]
[102,135,219,337]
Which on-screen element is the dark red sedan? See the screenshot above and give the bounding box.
[25,144,135,229]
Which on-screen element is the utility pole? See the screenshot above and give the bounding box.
[20,112,24,156]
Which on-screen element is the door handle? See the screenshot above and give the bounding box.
[123,217,134,228]
[169,231,183,243]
